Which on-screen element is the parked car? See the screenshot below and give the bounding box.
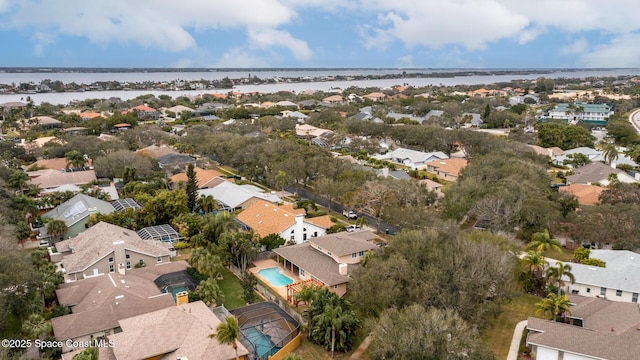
[342,209,358,219]
[346,224,361,232]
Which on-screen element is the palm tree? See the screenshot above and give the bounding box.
[197,195,218,214]
[602,143,619,165]
[535,293,571,321]
[46,219,68,241]
[521,250,548,292]
[527,229,562,254]
[8,169,29,194]
[196,277,223,307]
[64,150,87,170]
[210,316,241,360]
[312,302,359,354]
[545,262,576,297]
[22,313,52,340]
[190,246,221,278]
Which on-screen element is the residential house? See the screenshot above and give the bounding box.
[527,144,564,159]
[566,162,637,186]
[556,250,640,303]
[425,158,468,181]
[28,116,62,130]
[322,94,344,104]
[546,102,614,125]
[272,231,378,296]
[386,112,427,124]
[170,166,227,189]
[165,105,195,118]
[237,200,333,244]
[363,92,388,102]
[526,295,640,360]
[281,110,308,121]
[198,181,281,212]
[24,157,72,171]
[103,301,250,360]
[276,100,299,108]
[295,124,332,139]
[52,261,189,354]
[424,109,444,122]
[374,147,449,170]
[78,111,102,120]
[559,184,604,205]
[40,194,115,241]
[137,224,183,245]
[552,147,603,166]
[130,104,160,120]
[54,221,172,281]
[63,127,89,136]
[462,112,483,127]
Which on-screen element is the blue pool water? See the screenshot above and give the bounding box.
[243,327,280,359]
[258,268,293,287]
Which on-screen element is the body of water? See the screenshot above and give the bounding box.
[258,267,293,287]
[1,68,639,105]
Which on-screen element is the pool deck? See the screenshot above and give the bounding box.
[250,259,301,300]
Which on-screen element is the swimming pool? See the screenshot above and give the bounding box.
[243,327,280,359]
[258,268,293,287]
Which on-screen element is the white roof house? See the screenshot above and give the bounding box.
[197,181,281,211]
[374,147,449,169]
[557,250,640,303]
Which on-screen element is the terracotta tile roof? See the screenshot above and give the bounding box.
[322,95,343,103]
[237,200,306,238]
[78,111,101,119]
[170,167,225,188]
[136,145,180,159]
[559,183,604,205]
[56,222,171,274]
[425,158,468,177]
[109,301,249,360]
[305,215,334,229]
[132,104,157,112]
[24,157,68,171]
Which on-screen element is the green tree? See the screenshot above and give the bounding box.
[602,143,619,165]
[196,277,223,307]
[520,250,548,293]
[197,195,218,214]
[275,170,289,197]
[535,293,571,321]
[369,304,495,360]
[562,153,591,168]
[186,163,198,212]
[260,233,285,251]
[545,262,575,297]
[536,122,595,150]
[71,346,98,360]
[45,219,68,241]
[21,313,51,340]
[527,229,562,253]
[241,272,258,304]
[210,316,241,360]
[309,288,359,353]
[8,169,29,195]
[64,150,87,170]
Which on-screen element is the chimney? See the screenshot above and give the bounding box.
[381,167,389,177]
[176,291,189,306]
[294,213,304,244]
[339,263,348,276]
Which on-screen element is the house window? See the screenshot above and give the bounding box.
[334,285,338,289]
[156,257,162,263]
[290,235,295,241]
[616,289,623,297]
[126,261,131,270]
[125,254,130,259]
[600,287,606,296]
[352,253,357,258]
[358,251,365,257]
[586,288,591,293]
[108,257,114,263]
[633,293,639,303]
[109,264,114,273]
[303,233,307,241]
[300,269,306,277]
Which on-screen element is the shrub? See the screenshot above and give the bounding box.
[173,241,190,250]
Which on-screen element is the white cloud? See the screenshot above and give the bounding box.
[580,34,640,68]
[562,38,589,56]
[397,55,413,68]
[247,28,312,61]
[32,31,56,56]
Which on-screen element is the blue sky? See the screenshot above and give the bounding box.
[1,0,640,68]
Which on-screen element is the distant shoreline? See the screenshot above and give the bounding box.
[0,67,630,74]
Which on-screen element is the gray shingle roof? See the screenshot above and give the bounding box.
[560,250,640,293]
[43,193,115,227]
[309,232,378,257]
[197,181,280,209]
[273,244,351,286]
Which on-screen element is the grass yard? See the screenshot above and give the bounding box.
[480,293,543,360]
[217,267,263,310]
[291,330,369,360]
[544,247,575,262]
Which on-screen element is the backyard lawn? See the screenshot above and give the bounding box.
[217,267,263,310]
[291,330,369,360]
[480,293,543,359]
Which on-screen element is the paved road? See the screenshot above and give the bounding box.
[629,108,640,134]
[286,186,402,235]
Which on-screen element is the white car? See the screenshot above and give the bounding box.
[346,225,360,232]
